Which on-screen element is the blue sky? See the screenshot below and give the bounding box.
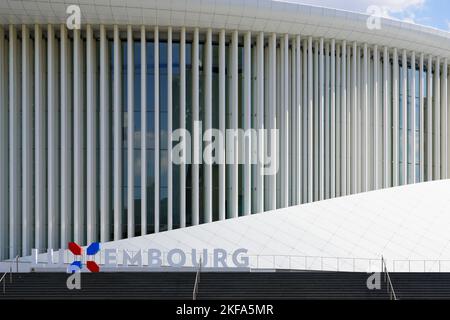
[279,0,450,32]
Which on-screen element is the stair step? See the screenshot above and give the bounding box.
[2,271,450,299]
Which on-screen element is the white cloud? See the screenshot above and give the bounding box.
[276,0,426,22]
[276,0,424,12]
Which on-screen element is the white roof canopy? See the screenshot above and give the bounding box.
[1,0,450,59]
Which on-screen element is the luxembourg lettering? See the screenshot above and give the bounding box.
[32,248,250,269]
[172,120,279,176]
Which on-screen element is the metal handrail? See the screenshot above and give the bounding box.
[0,272,7,294]
[248,254,379,272]
[393,259,450,272]
[381,256,397,300]
[192,258,202,300]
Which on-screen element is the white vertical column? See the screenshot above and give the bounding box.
[258,46,264,207]
[410,52,416,184]
[9,25,20,257]
[167,27,173,229]
[267,33,276,211]
[22,25,33,256]
[218,30,225,219]
[336,44,341,196]
[204,29,213,221]
[296,35,302,203]
[252,45,257,211]
[35,25,46,251]
[282,34,289,206]
[352,42,358,194]
[127,25,134,237]
[441,58,447,179]
[427,55,433,181]
[154,26,160,232]
[231,30,239,217]
[434,57,441,180]
[307,36,313,202]
[226,43,232,210]
[313,41,318,201]
[140,26,148,235]
[340,41,347,196]
[419,53,424,182]
[357,46,362,192]
[179,28,186,227]
[392,48,399,186]
[373,45,380,189]
[243,31,251,216]
[60,25,71,248]
[324,42,330,199]
[290,41,295,204]
[255,32,266,213]
[141,26,147,235]
[86,25,97,244]
[191,28,199,225]
[362,43,369,192]
[0,26,7,259]
[276,44,281,206]
[401,50,407,185]
[100,24,110,242]
[227,42,233,212]
[319,38,324,200]
[383,47,389,188]
[302,39,308,202]
[346,46,351,192]
[73,28,84,244]
[114,25,123,242]
[47,25,59,250]
[293,42,297,202]
[330,39,336,198]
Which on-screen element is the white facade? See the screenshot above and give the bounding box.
[1,0,450,261]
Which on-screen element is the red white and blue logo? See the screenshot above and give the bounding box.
[67,242,101,273]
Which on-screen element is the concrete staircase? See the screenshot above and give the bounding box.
[196,271,390,300]
[1,271,449,299]
[390,273,450,299]
[0,272,195,299]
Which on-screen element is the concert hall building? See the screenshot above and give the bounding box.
[1,0,450,262]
